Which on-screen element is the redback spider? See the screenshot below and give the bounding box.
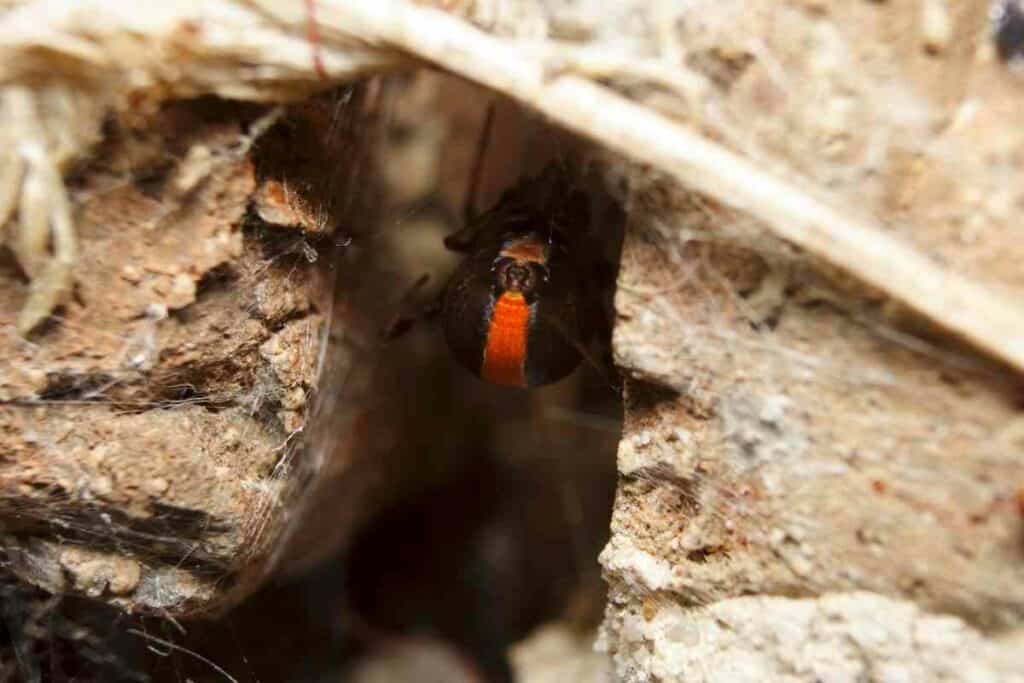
[387,106,620,389]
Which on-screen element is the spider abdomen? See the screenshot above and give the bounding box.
[442,232,583,388]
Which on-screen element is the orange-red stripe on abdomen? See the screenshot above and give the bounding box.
[481,292,530,387]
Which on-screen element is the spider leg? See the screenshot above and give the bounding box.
[463,103,495,227]
[443,103,497,254]
[442,223,481,253]
[382,273,440,340]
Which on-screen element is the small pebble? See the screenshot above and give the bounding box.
[922,0,952,54]
[120,264,143,283]
[144,302,168,320]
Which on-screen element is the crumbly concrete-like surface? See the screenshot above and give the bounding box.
[603,180,1024,678]
[605,248,1024,624]
[597,591,1024,683]
[596,0,1024,679]
[0,100,334,615]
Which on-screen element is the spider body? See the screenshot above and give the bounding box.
[440,167,594,388]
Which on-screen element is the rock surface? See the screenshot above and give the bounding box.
[598,0,1024,679]
[598,591,1024,683]
[0,98,345,615]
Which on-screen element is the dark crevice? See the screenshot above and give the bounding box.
[624,379,681,412]
[5,495,232,576]
[995,0,1024,61]
[36,372,118,402]
[685,545,729,564]
[145,354,260,413]
[132,161,176,200]
[0,245,27,282]
[193,263,238,298]
[0,569,150,682]
[263,304,320,335]
[687,48,755,91]
[243,216,332,269]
